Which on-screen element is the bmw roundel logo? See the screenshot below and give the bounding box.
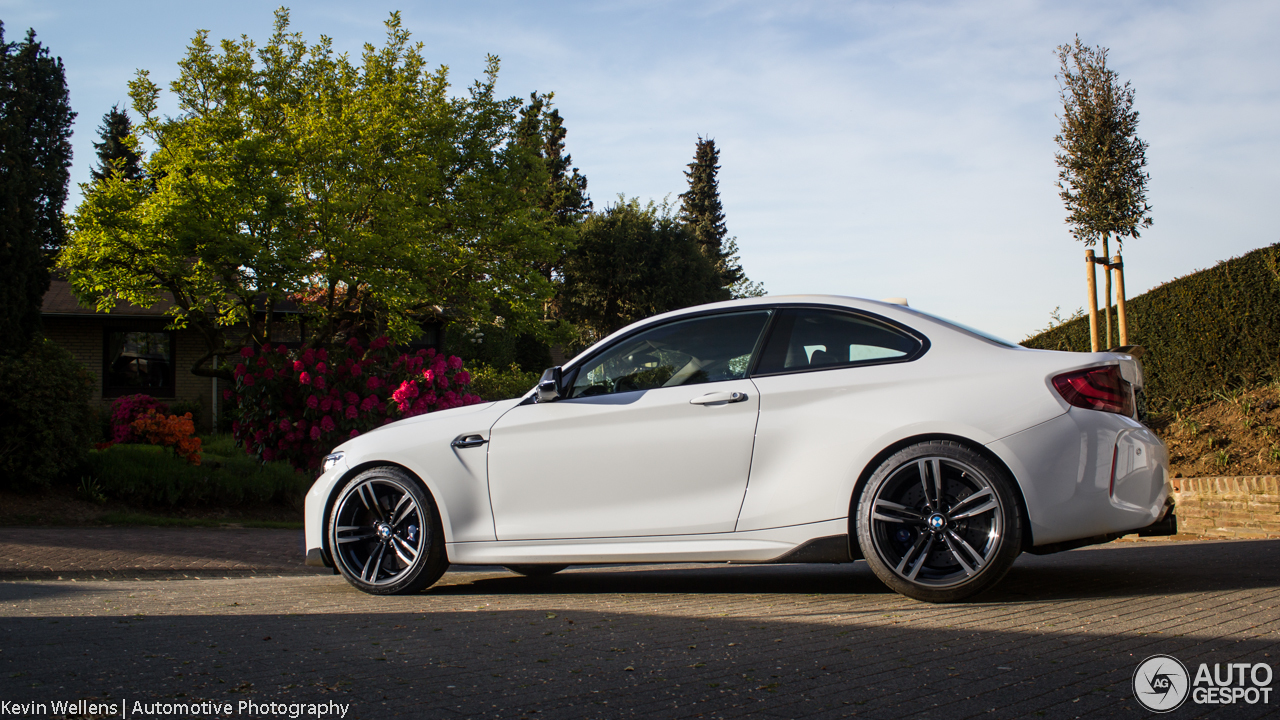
[928,514,946,530]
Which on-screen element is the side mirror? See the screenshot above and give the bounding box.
[536,366,563,403]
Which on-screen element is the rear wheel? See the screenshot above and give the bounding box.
[328,466,448,595]
[856,441,1022,603]
[505,565,568,577]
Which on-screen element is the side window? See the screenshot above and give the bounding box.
[568,311,771,398]
[755,308,922,375]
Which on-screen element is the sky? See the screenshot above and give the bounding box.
[4,0,1277,341]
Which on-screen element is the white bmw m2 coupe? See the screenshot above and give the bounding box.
[304,295,1172,602]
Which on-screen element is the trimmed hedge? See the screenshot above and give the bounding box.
[1022,243,1280,408]
[87,441,308,507]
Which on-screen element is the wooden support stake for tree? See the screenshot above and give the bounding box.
[1086,249,1100,352]
[1113,254,1128,346]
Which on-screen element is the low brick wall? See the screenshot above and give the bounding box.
[1172,476,1280,539]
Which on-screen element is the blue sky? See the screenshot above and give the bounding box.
[5,0,1277,340]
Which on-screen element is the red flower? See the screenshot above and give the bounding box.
[448,355,463,370]
[349,429,360,438]
[306,395,319,410]
[320,416,336,433]
[293,360,305,372]
[320,397,333,412]
[370,336,388,350]
[242,374,256,386]
[345,406,358,420]
[315,362,327,375]
[366,377,381,390]
[310,426,322,440]
[240,346,255,358]
[344,391,360,405]
[317,349,328,361]
[263,368,276,380]
[454,370,471,386]
[299,372,312,385]
[234,363,247,378]
[302,348,316,365]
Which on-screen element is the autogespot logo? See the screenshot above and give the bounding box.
[1133,654,1190,712]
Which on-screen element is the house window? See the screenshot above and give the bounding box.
[104,329,176,398]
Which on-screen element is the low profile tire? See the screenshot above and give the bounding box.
[328,466,448,595]
[505,565,568,577]
[856,441,1022,603]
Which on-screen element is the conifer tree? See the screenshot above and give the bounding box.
[90,104,143,182]
[517,92,591,226]
[0,23,75,354]
[678,137,755,295]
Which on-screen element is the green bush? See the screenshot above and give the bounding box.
[0,337,97,490]
[86,440,309,507]
[1023,243,1280,408]
[468,363,541,401]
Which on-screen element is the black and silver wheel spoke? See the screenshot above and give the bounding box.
[361,543,387,583]
[392,536,419,565]
[335,525,376,543]
[872,499,924,524]
[948,488,997,521]
[357,483,387,523]
[895,533,934,581]
[944,529,991,575]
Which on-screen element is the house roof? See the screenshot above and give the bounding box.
[41,279,304,318]
[41,278,172,317]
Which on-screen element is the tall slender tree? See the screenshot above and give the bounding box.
[0,23,75,355]
[677,137,761,296]
[90,104,144,182]
[1055,36,1152,348]
[517,92,591,227]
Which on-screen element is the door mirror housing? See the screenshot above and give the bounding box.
[536,366,563,403]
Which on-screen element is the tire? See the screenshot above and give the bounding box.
[856,441,1022,603]
[505,565,568,577]
[328,466,449,595]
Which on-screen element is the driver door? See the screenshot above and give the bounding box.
[486,310,772,540]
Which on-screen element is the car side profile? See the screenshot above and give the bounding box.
[304,295,1173,602]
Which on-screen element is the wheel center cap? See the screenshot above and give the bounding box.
[376,523,393,540]
[927,513,946,531]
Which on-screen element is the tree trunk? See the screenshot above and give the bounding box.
[1114,254,1128,346]
[1101,236,1113,349]
[1086,249,1100,352]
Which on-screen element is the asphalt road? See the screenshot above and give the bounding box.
[1,529,1278,719]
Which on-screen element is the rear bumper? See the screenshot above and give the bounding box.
[988,409,1171,547]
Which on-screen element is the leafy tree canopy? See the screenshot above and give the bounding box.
[60,9,564,378]
[0,22,74,355]
[1055,36,1152,250]
[561,196,725,343]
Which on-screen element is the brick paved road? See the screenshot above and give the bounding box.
[0,531,1278,719]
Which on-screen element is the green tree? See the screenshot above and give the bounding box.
[61,10,563,381]
[1055,36,1152,348]
[89,104,143,182]
[678,137,755,295]
[0,23,75,356]
[561,197,724,342]
[517,92,591,227]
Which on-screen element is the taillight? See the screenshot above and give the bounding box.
[1052,365,1134,416]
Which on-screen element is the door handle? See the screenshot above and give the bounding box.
[451,434,488,449]
[689,391,749,406]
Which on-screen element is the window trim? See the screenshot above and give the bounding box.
[747,304,930,378]
[102,325,178,399]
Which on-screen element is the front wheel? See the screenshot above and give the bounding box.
[856,441,1022,603]
[328,466,449,595]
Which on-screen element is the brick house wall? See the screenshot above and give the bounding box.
[41,281,222,431]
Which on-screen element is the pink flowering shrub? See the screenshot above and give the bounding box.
[109,394,171,444]
[230,338,484,472]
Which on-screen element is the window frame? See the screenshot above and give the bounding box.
[747,304,930,378]
[102,325,178,399]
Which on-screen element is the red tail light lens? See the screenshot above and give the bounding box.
[1052,365,1134,416]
